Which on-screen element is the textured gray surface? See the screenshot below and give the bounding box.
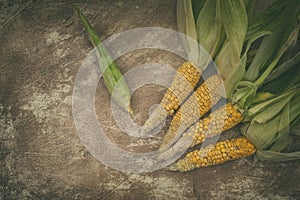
[0,0,299,199]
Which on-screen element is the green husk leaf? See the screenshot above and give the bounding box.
[231,81,256,110]
[291,121,300,136]
[266,52,300,82]
[248,91,295,117]
[177,0,200,63]
[242,94,300,160]
[192,0,207,22]
[261,68,300,95]
[242,31,271,61]
[252,92,274,104]
[216,40,240,75]
[250,92,295,123]
[256,150,300,161]
[244,1,300,82]
[245,0,288,41]
[261,52,300,94]
[242,116,281,149]
[196,0,224,59]
[214,0,247,97]
[74,5,132,114]
[254,23,300,86]
[220,0,248,57]
[244,0,256,21]
[215,40,246,98]
[270,103,290,151]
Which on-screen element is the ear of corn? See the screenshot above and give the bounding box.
[139,62,201,136]
[169,137,256,172]
[185,102,243,147]
[159,74,223,150]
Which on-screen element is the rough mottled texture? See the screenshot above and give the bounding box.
[0,0,299,199]
[170,137,256,172]
[186,102,243,147]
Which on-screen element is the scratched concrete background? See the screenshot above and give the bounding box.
[1,0,299,199]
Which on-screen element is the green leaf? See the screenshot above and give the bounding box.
[74,5,132,114]
[256,150,300,161]
[244,0,256,21]
[243,118,280,149]
[220,0,248,57]
[252,92,274,104]
[251,92,295,123]
[231,81,256,110]
[254,23,300,86]
[244,1,300,82]
[271,103,291,151]
[192,0,207,22]
[245,0,287,41]
[216,40,240,75]
[248,91,295,117]
[214,0,248,97]
[291,120,300,136]
[177,0,200,63]
[242,93,300,152]
[242,31,271,61]
[267,51,300,81]
[262,52,300,92]
[196,0,224,59]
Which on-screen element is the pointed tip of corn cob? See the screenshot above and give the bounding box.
[128,105,134,115]
[158,110,183,152]
[157,134,192,161]
[167,165,179,171]
[169,137,256,172]
[138,105,168,137]
[140,62,201,135]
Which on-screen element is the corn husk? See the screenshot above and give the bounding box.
[231,0,300,110]
[196,0,225,60]
[241,52,300,161]
[242,92,300,161]
[215,0,248,97]
[177,0,200,64]
[177,0,226,68]
[74,5,132,114]
[244,0,300,83]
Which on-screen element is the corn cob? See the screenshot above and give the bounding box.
[159,74,223,150]
[169,137,256,172]
[184,102,243,147]
[139,62,201,136]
